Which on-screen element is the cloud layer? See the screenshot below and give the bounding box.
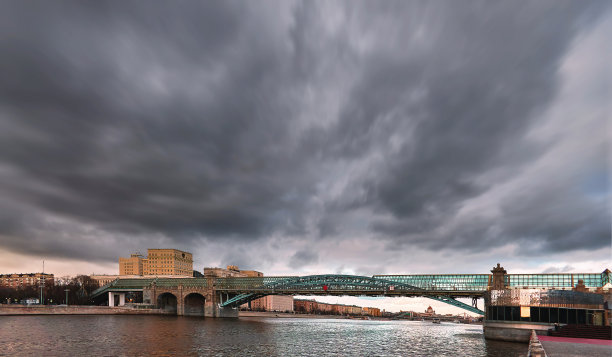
[0,1,609,274]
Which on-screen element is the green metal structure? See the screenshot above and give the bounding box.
[91,269,611,316]
[91,277,208,297]
[92,278,156,295]
[505,271,611,289]
[216,275,485,314]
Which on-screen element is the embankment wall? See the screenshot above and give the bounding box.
[0,305,168,315]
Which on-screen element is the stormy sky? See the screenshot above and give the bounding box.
[1,1,610,278]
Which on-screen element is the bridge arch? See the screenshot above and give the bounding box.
[183,292,206,317]
[219,274,484,315]
[157,292,178,314]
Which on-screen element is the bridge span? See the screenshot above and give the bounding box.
[91,266,611,318]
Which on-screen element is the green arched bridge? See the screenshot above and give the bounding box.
[92,269,611,316]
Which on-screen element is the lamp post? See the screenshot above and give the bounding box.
[65,289,70,306]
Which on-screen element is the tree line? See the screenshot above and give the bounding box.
[0,275,100,305]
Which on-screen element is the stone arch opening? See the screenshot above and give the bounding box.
[184,292,206,317]
[157,292,178,314]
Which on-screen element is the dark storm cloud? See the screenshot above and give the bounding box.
[0,1,311,248]
[289,250,319,269]
[316,1,611,253]
[0,1,609,264]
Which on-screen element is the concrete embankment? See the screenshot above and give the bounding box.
[0,305,169,315]
[239,311,376,319]
[527,330,547,357]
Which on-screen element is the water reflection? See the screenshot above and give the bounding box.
[0,316,526,356]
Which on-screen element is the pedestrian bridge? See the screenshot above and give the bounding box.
[91,268,611,317]
[216,274,485,314]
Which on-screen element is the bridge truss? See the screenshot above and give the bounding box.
[91,270,610,316]
[217,274,485,315]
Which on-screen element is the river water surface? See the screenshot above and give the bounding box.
[0,315,526,356]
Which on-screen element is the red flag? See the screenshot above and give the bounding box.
[323,285,328,291]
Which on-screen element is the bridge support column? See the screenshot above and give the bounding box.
[177,285,184,316]
[203,291,238,318]
[108,292,126,307]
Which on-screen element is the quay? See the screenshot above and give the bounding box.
[528,332,612,357]
[0,305,168,316]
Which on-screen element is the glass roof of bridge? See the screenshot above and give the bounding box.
[92,269,610,297]
[373,274,490,291]
[375,271,611,290]
[506,273,607,288]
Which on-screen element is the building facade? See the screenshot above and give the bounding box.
[90,275,124,286]
[293,299,380,316]
[119,254,144,275]
[363,307,382,317]
[251,295,294,312]
[0,273,54,288]
[204,265,263,278]
[294,299,318,313]
[118,249,193,277]
[143,249,193,276]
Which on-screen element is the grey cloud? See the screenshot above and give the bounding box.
[0,1,609,267]
[321,1,610,254]
[289,250,319,269]
[542,265,575,274]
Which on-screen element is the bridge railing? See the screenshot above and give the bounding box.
[214,276,287,290]
[505,273,606,289]
[213,275,482,294]
[153,277,208,288]
[373,274,490,291]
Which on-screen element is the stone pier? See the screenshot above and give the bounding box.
[143,283,238,318]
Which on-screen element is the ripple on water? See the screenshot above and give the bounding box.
[0,316,527,356]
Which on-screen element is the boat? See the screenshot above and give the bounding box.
[432,318,441,324]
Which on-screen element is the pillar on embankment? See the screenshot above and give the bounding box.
[483,264,552,342]
[108,292,126,307]
[484,264,548,342]
[483,264,607,342]
[203,289,238,318]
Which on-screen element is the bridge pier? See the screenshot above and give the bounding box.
[203,292,238,317]
[143,284,237,318]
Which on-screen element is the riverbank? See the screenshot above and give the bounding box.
[0,305,167,315]
[239,311,352,319]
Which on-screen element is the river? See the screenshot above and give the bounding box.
[0,316,526,356]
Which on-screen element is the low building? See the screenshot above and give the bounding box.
[0,273,54,288]
[363,307,382,317]
[294,299,379,316]
[294,299,318,313]
[90,274,124,286]
[240,269,264,277]
[204,265,263,278]
[251,295,294,312]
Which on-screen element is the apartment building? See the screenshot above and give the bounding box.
[118,249,193,277]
